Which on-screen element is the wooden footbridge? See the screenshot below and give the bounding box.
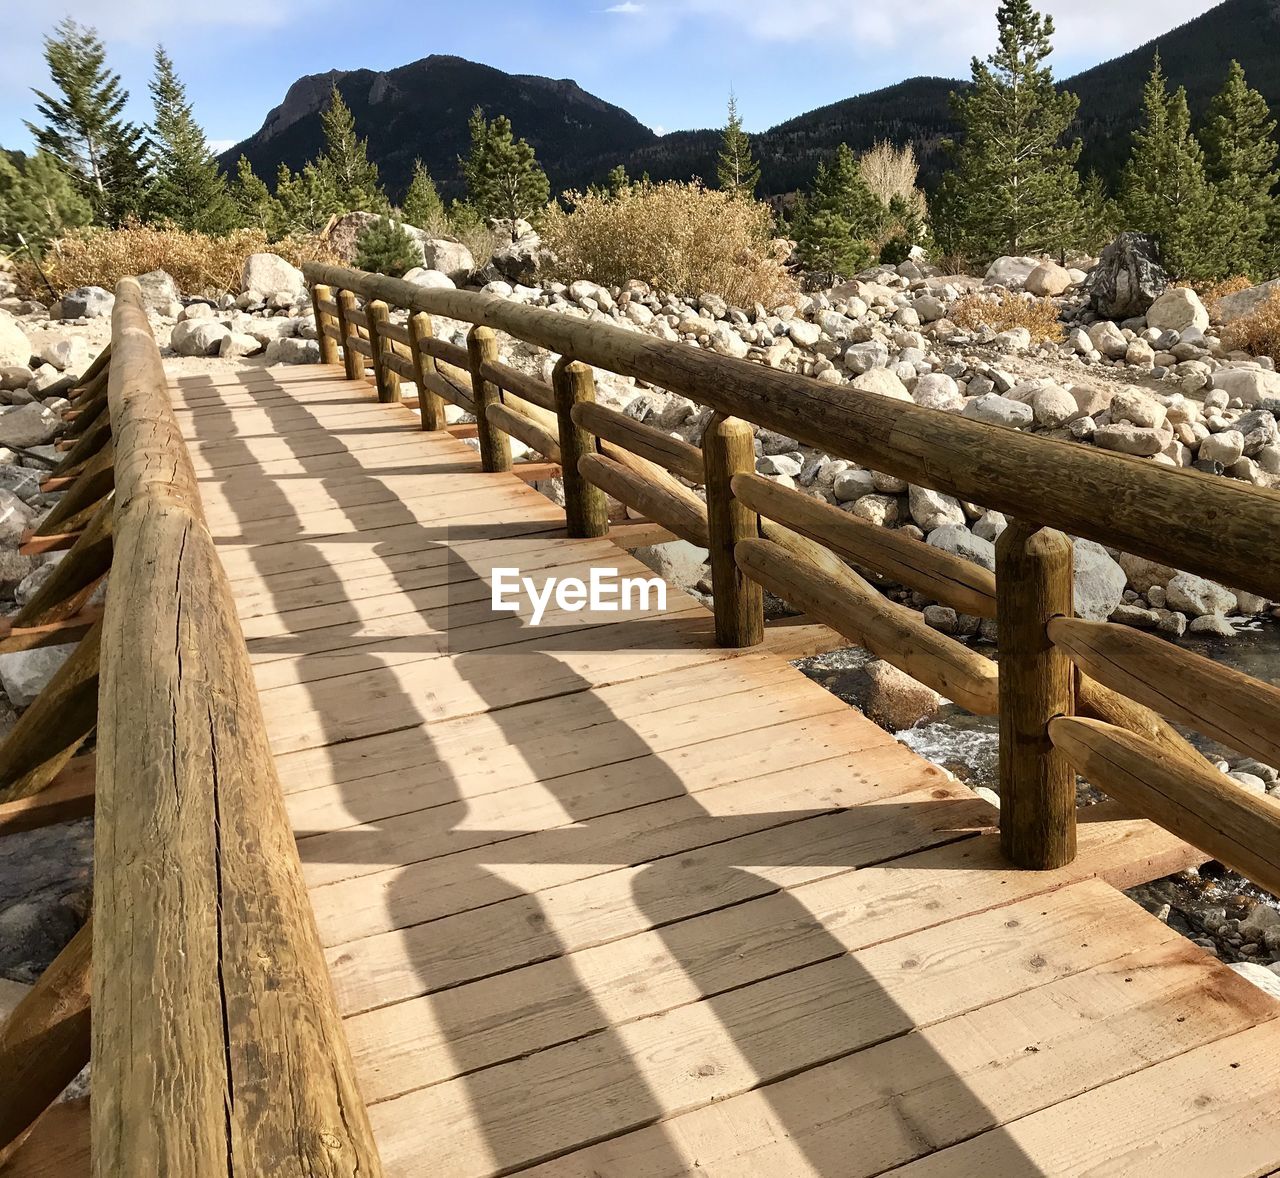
[2,269,1280,1176]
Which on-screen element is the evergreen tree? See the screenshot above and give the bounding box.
[716,91,761,198]
[1201,60,1278,279]
[231,156,282,236]
[934,0,1083,260]
[25,19,150,226]
[274,161,340,235]
[147,46,237,233]
[792,144,884,281]
[460,108,550,240]
[354,216,421,277]
[0,150,93,250]
[1073,170,1118,255]
[401,159,444,230]
[318,85,384,212]
[1119,55,1216,278]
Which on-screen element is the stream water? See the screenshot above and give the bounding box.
[798,619,1280,971]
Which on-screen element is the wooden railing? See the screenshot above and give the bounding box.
[306,261,1280,892]
[0,279,382,1174]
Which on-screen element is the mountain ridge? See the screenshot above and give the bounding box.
[220,0,1280,200]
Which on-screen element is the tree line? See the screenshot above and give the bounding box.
[4,6,1279,287]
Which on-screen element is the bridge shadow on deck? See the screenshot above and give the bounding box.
[175,365,1043,1177]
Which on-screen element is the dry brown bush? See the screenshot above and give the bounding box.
[540,181,797,308]
[20,222,337,296]
[1196,275,1255,318]
[949,291,1064,343]
[1222,289,1280,363]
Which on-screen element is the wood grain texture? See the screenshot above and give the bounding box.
[553,358,609,539]
[579,451,710,548]
[92,279,382,1177]
[311,283,340,366]
[408,311,444,431]
[997,521,1076,869]
[468,325,511,472]
[334,289,364,381]
[703,414,763,647]
[571,400,704,482]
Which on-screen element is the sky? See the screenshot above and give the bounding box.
[0,0,1219,153]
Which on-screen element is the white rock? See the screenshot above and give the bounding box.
[240,253,305,297]
[1146,286,1209,334]
[849,494,899,527]
[1215,279,1280,324]
[0,644,76,707]
[0,487,33,545]
[1024,262,1072,297]
[832,469,876,503]
[927,526,996,571]
[36,336,94,374]
[0,403,61,447]
[1199,429,1245,466]
[1093,423,1165,456]
[264,337,320,365]
[708,322,749,359]
[787,320,821,347]
[1165,572,1237,617]
[961,393,1032,429]
[1110,388,1166,429]
[402,267,456,290]
[1087,320,1129,359]
[1030,384,1079,428]
[170,319,231,357]
[908,485,966,532]
[849,369,911,401]
[218,332,264,358]
[984,256,1040,289]
[1073,539,1127,621]
[0,313,31,368]
[911,373,963,411]
[1228,962,1280,1001]
[1213,368,1280,407]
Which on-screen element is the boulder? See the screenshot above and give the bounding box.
[0,403,60,448]
[1092,423,1165,456]
[1072,539,1127,621]
[908,485,966,532]
[1030,384,1079,428]
[0,313,31,368]
[1212,367,1280,407]
[1165,572,1237,617]
[0,549,39,593]
[264,337,320,365]
[218,332,264,358]
[0,366,30,392]
[849,368,911,401]
[0,487,33,545]
[0,644,76,708]
[1146,286,1209,334]
[631,540,708,589]
[421,239,475,282]
[135,270,181,309]
[927,525,996,571]
[492,233,551,283]
[910,373,964,411]
[849,494,899,527]
[170,319,231,357]
[984,256,1040,289]
[831,469,876,503]
[856,659,942,731]
[56,286,115,319]
[1110,388,1166,429]
[1024,261,1072,297]
[1087,320,1129,359]
[961,393,1033,429]
[402,267,456,290]
[1199,429,1245,466]
[36,336,93,374]
[1085,233,1167,320]
[240,253,305,298]
[1215,279,1280,324]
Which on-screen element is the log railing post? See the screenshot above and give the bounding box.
[552,358,609,538]
[334,289,364,382]
[408,311,445,431]
[365,300,400,404]
[311,282,340,367]
[996,519,1076,869]
[703,413,763,647]
[467,325,511,472]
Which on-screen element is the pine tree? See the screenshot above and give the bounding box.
[716,91,761,198]
[1201,60,1278,280]
[147,46,237,233]
[792,144,884,281]
[354,216,421,277]
[318,85,384,212]
[934,0,1083,261]
[1119,54,1216,279]
[460,108,550,240]
[274,161,340,235]
[0,150,93,250]
[1073,170,1118,255]
[25,19,150,226]
[231,156,282,236]
[401,159,444,230]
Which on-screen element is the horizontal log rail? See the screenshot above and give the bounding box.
[0,277,384,1175]
[306,261,1280,889]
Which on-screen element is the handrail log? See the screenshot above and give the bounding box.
[573,400,704,483]
[1050,716,1280,896]
[1051,616,1280,769]
[93,279,382,1176]
[579,452,710,548]
[305,263,1280,602]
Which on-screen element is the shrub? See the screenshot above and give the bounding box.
[879,236,914,266]
[19,221,336,296]
[1222,289,1280,363]
[540,180,796,308]
[949,291,1064,343]
[1197,275,1254,318]
[355,216,420,277]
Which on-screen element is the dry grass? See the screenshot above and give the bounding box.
[19,222,338,297]
[541,181,797,308]
[949,291,1064,343]
[1196,275,1255,319]
[1222,289,1280,364]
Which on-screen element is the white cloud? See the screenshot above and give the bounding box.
[651,123,667,135]
[207,139,237,153]
[605,1,646,13]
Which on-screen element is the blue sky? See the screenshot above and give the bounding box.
[1,0,1216,153]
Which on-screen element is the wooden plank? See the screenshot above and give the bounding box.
[0,757,94,836]
[519,940,1277,1178]
[3,1097,89,1178]
[885,1022,1280,1177]
[365,883,1179,1177]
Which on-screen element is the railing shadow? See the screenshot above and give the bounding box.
[173,363,1046,1176]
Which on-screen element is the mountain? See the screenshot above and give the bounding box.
[221,55,658,200]
[221,0,1280,200]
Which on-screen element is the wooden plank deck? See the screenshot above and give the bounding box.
[169,362,1280,1177]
